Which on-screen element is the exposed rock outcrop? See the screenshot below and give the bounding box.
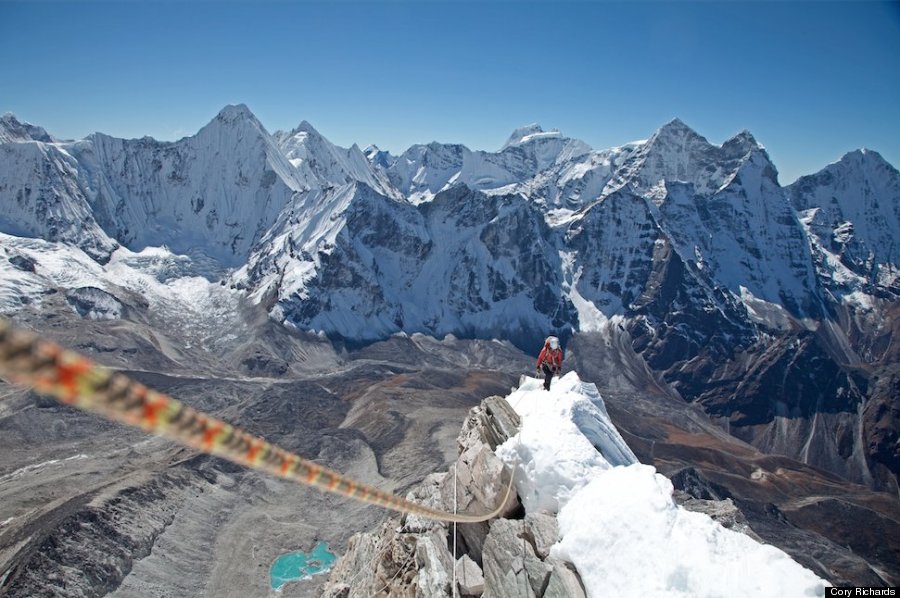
[322,395,588,598]
[672,490,762,542]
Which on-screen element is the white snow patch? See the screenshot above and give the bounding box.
[544,208,579,227]
[0,234,245,350]
[738,286,794,331]
[842,290,876,312]
[519,130,563,144]
[560,251,610,332]
[0,453,89,484]
[551,466,827,597]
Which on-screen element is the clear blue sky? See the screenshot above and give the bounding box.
[1,0,898,183]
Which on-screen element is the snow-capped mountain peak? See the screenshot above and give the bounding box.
[722,129,764,159]
[502,123,553,149]
[610,118,780,199]
[193,104,290,169]
[291,119,320,136]
[1,108,897,590]
[646,118,712,153]
[273,120,395,196]
[214,103,258,123]
[840,147,892,171]
[202,104,273,141]
[787,147,900,292]
[0,112,55,144]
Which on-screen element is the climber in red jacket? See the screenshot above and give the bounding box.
[536,336,563,391]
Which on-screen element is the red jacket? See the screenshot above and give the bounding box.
[537,344,563,370]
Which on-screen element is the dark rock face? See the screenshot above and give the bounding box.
[64,287,125,320]
[566,190,664,314]
[863,366,900,485]
[7,253,36,272]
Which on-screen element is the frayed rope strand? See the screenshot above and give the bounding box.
[0,317,512,524]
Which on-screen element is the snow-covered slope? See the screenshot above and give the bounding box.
[273,121,396,197]
[382,125,594,205]
[237,118,831,345]
[235,182,567,348]
[605,119,821,315]
[363,144,394,170]
[498,373,828,597]
[0,105,305,267]
[0,232,242,347]
[0,140,119,261]
[608,119,760,196]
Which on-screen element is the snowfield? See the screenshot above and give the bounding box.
[498,373,829,597]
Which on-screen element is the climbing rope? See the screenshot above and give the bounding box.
[452,462,458,597]
[0,317,513,524]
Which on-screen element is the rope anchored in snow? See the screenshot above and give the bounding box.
[0,317,513,523]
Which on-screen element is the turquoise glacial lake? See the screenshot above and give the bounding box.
[270,541,337,591]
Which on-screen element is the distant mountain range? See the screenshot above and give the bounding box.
[1,105,897,497]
